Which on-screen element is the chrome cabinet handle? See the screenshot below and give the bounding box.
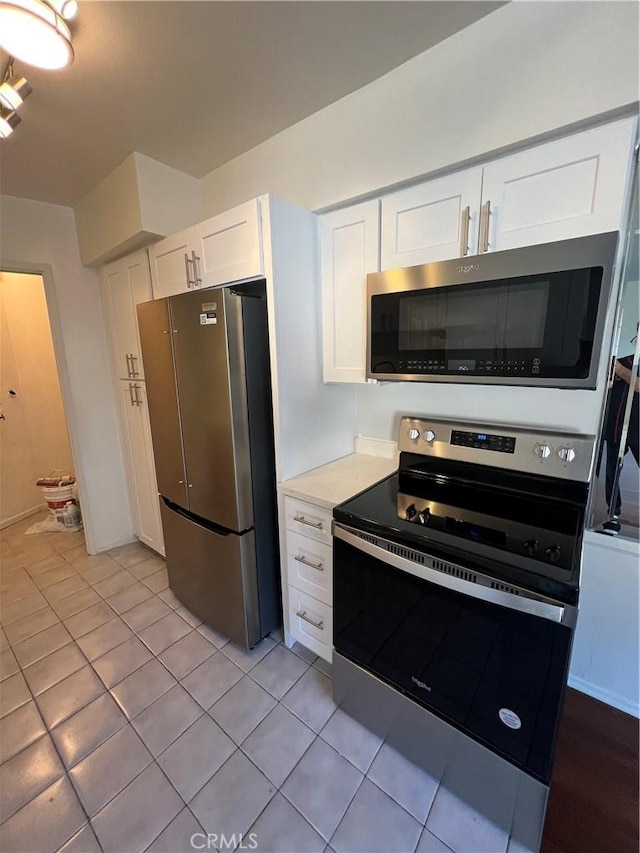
[294,513,323,530]
[296,610,324,630]
[294,554,324,571]
[184,253,193,288]
[134,384,142,407]
[128,383,135,407]
[125,353,134,377]
[479,200,491,253]
[130,355,139,378]
[459,205,471,257]
[192,251,202,288]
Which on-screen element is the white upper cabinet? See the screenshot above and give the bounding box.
[480,117,637,252]
[321,200,380,383]
[191,199,263,289]
[102,249,152,380]
[148,200,263,299]
[381,168,483,270]
[148,227,193,300]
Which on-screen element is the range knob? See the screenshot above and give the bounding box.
[557,447,577,463]
[405,503,417,521]
[424,429,436,443]
[524,538,539,557]
[408,427,420,441]
[545,544,561,564]
[534,443,552,459]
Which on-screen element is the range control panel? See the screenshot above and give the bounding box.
[450,430,516,454]
[399,416,595,483]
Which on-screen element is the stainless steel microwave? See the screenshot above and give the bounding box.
[367,231,619,389]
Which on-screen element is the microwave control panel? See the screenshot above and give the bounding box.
[396,358,541,375]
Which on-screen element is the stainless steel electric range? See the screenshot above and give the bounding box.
[332,416,596,852]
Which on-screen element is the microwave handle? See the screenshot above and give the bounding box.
[479,200,491,253]
[333,522,575,627]
[459,206,471,257]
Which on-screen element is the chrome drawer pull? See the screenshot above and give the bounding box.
[294,554,324,571]
[296,610,324,630]
[294,513,323,530]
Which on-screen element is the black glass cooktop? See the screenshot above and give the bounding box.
[333,463,585,604]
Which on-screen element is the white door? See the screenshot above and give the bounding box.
[381,167,483,270]
[103,250,152,380]
[321,200,380,383]
[148,227,194,299]
[481,117,638,252]
[118,381,164,555]
[191,198,263,289]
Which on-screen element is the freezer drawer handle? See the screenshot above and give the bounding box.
[296,610,324,630]
[294,554,324,571]
[294,513,323,531]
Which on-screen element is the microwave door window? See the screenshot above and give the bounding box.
[398,281,549,353]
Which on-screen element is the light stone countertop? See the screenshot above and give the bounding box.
[278,452,398,509]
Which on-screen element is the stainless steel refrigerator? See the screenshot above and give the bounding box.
[137,280,280,649]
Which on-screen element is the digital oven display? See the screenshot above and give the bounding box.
[448,359,476,372]
[450,430,516,453]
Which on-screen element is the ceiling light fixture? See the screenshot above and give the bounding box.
[0,106,21,138]
[0,67,32,110]
[0,0,75,70]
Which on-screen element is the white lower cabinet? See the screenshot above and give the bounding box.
[287,587,333,662]
[283,495,333,661]
[117,381,164,555]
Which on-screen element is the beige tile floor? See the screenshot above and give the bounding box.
[0,514,510,853]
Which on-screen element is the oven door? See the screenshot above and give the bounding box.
[333,523,574,784]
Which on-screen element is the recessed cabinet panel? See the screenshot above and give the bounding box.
[148,229,192,298]
[193,199,263,288]
[118,382,164,555]
[102,250,152,380]
[381,168,483,270]
[481,117,637,251]
[501,158,599,233]
[321,200,380,383]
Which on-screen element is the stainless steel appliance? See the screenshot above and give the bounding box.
[367,231,618,388]
[332,416,595,851]
[137,280,280,649]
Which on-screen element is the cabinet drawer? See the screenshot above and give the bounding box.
[286,530,332,605]
[288,586,332,662]
[283,496,332,546]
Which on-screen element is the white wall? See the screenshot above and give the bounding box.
[200,1,639,217]
[0,195,134,553]
[570,534,640,716]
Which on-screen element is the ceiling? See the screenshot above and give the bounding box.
[0,1,504,208]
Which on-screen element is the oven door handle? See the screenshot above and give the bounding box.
[333,523,576,627]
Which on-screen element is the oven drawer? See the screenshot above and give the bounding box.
[284,496,332,546]
[285,530,332,605]
[288,586,333,662]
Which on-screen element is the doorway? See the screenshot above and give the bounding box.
[0,270,81,539]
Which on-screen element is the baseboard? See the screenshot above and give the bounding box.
[0,505,44,531]
[568,674,640,718]
[91,533,137,556]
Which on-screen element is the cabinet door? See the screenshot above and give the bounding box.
[148,227,194,299]
[381,167,483,270]
[103,250,152,380]
[481,117,638,252]
[321,200,380,383]
[118,381,164,555]
[191,199,263,288]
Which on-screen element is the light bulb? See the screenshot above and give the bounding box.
[0,76,32,110]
